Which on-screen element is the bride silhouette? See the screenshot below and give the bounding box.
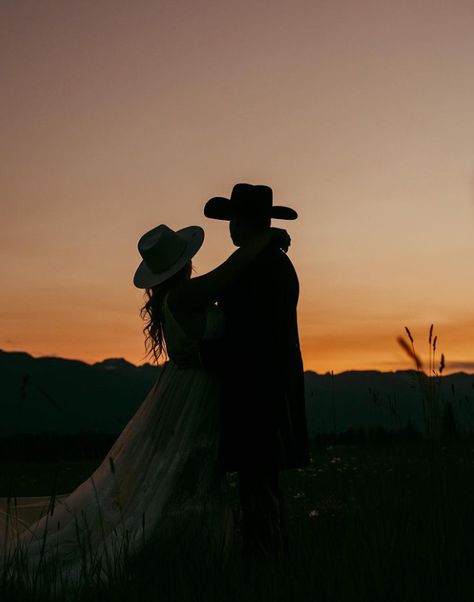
[0,222,289,589]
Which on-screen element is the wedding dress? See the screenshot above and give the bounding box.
[0,299,227,589]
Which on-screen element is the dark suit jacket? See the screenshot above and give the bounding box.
[201,244,310,471]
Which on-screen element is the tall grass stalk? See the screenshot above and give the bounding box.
[1,473,136,599]
[397,325,445,439]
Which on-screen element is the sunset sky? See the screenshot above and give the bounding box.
[1,0,474,374]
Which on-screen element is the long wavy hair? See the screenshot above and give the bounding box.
[140,261,192,364]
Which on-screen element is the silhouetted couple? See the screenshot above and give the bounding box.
[1,183,309,586]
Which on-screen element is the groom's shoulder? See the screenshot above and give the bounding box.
[258,246,298,281]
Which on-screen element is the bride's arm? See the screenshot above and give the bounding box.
[170,227,290,310]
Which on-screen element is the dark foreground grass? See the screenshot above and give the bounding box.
[3,439,474,601]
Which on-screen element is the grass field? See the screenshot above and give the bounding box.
[2,437,474,601]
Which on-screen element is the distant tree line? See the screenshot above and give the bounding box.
[314,400,459,447]
[0,401,462,462]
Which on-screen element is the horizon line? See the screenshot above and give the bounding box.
[1,348,473,377]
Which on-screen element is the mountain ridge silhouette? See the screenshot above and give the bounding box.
[1,349,473,437]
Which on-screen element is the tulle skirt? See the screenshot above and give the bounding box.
[0,362,227,590]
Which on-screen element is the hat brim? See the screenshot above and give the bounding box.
[204,197,298,221]
[133,226,204,289]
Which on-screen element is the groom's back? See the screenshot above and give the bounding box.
[218,245,310,471]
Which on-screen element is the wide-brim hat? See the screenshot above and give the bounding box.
[133,224,204,289]
[204,183,298,221]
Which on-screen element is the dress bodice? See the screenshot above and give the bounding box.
[162,299,225,361]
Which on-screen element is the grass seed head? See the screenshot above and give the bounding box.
[440,353,445,374]
[397,336,424,370]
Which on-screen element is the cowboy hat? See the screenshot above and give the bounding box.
[204,183,297,221]
[133,224,204,289]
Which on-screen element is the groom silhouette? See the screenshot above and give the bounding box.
[201,183,310,563]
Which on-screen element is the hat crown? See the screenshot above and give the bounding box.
[231,183,272,215]
[138,225,187,274]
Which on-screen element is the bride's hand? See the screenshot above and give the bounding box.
[270,227,291,252]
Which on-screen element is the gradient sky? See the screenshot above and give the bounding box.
[1,0,474,374]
